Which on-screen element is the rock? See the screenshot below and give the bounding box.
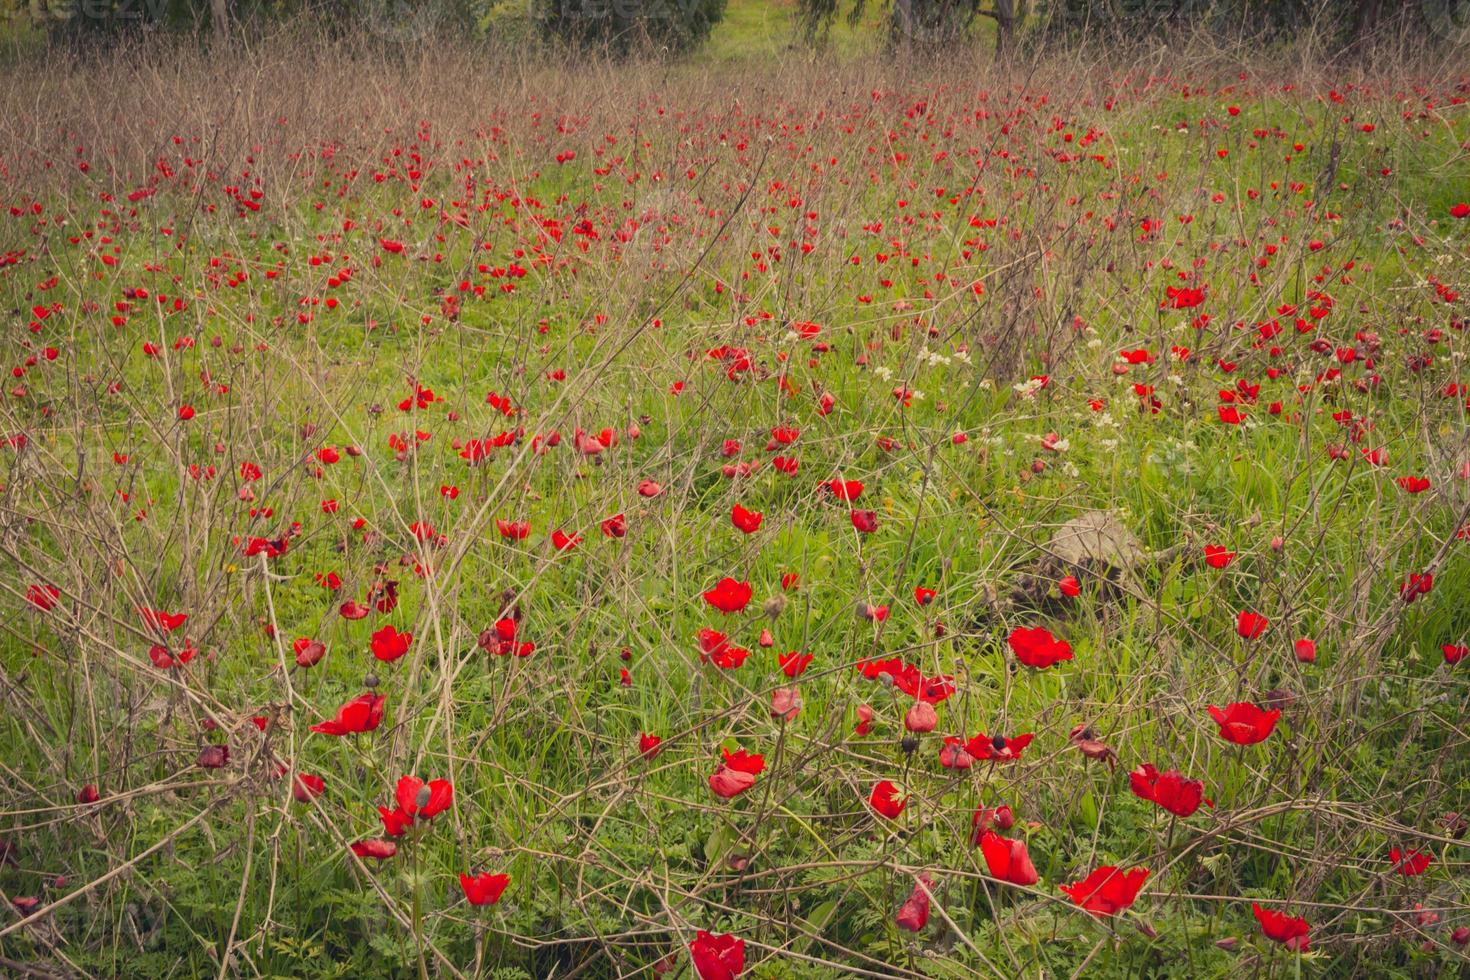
[1046,510,1147,571]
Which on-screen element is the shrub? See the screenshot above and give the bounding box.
[533,0,726,55]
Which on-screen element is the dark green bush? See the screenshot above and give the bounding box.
[533,0,726,55]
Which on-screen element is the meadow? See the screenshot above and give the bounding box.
[0,28,1469,979]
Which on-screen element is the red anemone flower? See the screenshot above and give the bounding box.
[370,624,412,662]
[1252,903,1310,950]
[689,930,744,980]
[1129,764,1211,817]
[310,693,386,736]
[350,839,397,861]
[777,651,813,677]
[895,874,934,932]
[1236,610,1270,639]
[139,607,187,632]
[702,577,753,614]
[1060,866,1149,916]
[1007,626,1073,669]
[395,775,453,820]
[1207,702,1280,745]
[823,479,864,501]
[869,780,907,819]
[964,731,1034,762]
[978,831,1040,886]
[291,773,326,803]
[1388,847,1431,876]
[460,871,510,906]
[496,519,530,540]
[1203,545,1236,569]
[709,747,764,798]
[731,504,763,534]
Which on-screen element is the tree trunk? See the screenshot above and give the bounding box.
[1354,0,1385,44]
[211,0,229,38]
[994,0,1014,56]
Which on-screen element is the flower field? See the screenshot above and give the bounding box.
[1,37,1468,978]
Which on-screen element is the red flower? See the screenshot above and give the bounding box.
[1129,764,1211,817]
[970,804,1015,842]
[1207,702,1280,744]
[197,745,229,769]
[709,747,764,798]
[1163,285,1205,309]
[964,731,1034,762]
[702,577,752,614]
[139,607,187,632]
[350,839,397,861]
[291,773,325,803]
[1444,643,1469,665]
[1057,575,1080,597]
[460,871,510,906]
[292,637,326,668]
[869,780,907,819]
[696,628,731,661]
[895,874,934,932]
[721,747,764,774]
[1059,866,1149,916]
[689,930,744,980]
[551,529,581,551]
[1007,626,1073,668]
[730,504,763,534]
[1203,545,1236,569]
[978,831,1040,886]
[903,700,937,733]
[710,644,750,670]
[25,584,59,611]
[496,519,530,540]
[1399,572,1433,603]
[777,651,813,677]
[1236,610,1270,639]
[149,643,196,669]
[822,478,864,501]
[1294,638,1317,663]
[708,767,756,798]
[370,624,412,662]
[395,775,453,820]
[1389,847,1431,876]
[310,693,386,736]
[1252,903,1310,950]
[600,513,626,538]
[938,737,973,769]
[378,804,413,836]
[914,586,936,606]
[639,733,663,758]
[850,509,878,533]
[1396,475,1431,494]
